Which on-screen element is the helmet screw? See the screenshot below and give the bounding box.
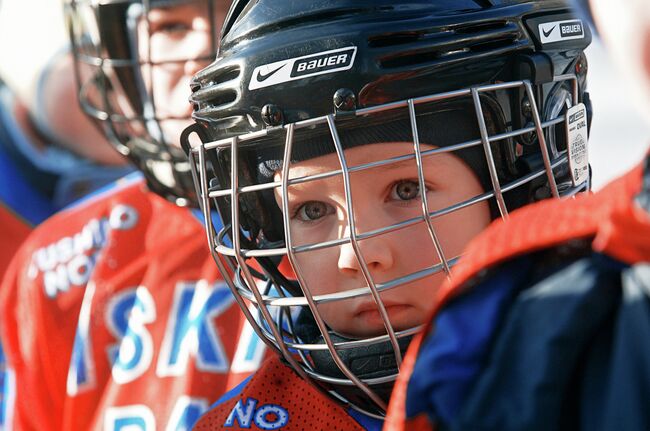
[575,53,588,76]
[333,88,357,111]
[521,98,533,117]
[519,121,536,146]
[261,104,283,126]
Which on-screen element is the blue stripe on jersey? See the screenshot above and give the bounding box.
[0,340,15,430]
[348,408,383,430]
[210,375,253,409]
[0,145,55,225]
[0,340,5,427]
[190,208,225,237]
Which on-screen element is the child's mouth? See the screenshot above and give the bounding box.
[354,304,413,328]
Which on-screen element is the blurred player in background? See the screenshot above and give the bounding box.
[0,52,134,431]
[0,0,266,429]
[0,18,132,431]
[385,0,650,429]
[182,0,592,428]
[0,49,134,274]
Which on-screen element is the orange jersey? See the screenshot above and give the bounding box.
[0,205,32,275]
[0,173,266,430]
[194,355,383,431]
[385,154,650,430]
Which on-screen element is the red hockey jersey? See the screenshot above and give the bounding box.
[0,205,32,275]
[0,174,266,430]
[194,355,383,431]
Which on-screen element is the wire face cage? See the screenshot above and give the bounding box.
[64,0,223,205]
[185,71,588,417]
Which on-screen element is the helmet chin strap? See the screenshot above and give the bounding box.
[294,309,412,413]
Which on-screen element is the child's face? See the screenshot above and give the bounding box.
[136,0,230,146]
[275,142,491,338]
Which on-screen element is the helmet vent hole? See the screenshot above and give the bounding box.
[368,32,422,48]
[453,20,510,34]
[191,65,241,114]
[468,36,518,53]
[210,65,241,86]
[376,20,520,69]
[204,90,238,111]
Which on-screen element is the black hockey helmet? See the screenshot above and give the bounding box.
[184,0,592,417]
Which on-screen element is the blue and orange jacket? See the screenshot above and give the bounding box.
[385,151,650,431]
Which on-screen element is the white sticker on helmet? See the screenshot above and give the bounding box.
[249,46,357,91]
[566,103,589,186]
[538,19,585,44]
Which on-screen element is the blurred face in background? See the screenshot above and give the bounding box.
[588,0,650,122]
[136,0,231,145]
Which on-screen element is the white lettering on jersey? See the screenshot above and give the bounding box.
[67,281,98,396]
[108,204,139,231]
[67,278,264,399]
[106,287,156,384]
[225,398,289,430]
[230,304,267,374]
[156,281,234,377]
[29,204,140,299]
[254,404,290,430]
[225,398,257,428]
[104,405,155,431]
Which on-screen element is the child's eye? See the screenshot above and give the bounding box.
[390,180,421,201]
[150,20,191,36]
[161,22,191,34]
[294,201,333,222]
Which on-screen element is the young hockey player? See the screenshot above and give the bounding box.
[0,51,134,273]
[385,0,650,430]
[183,0,593,428]
[0,0,265,429]
[0,43,132,431]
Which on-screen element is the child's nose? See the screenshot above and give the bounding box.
[337,230,394,277]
